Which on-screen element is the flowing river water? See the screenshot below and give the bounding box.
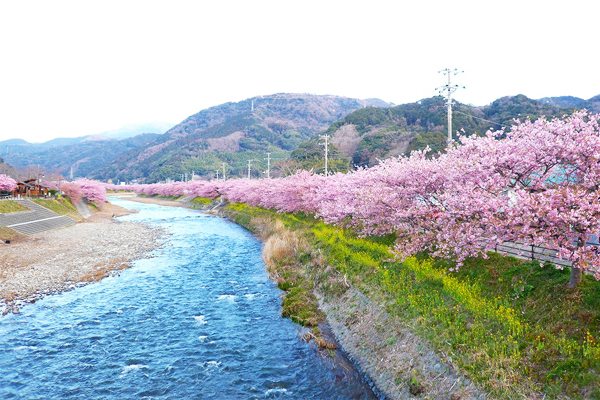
[0,198,378,399]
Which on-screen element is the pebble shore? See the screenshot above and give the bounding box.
[0,203,166,314]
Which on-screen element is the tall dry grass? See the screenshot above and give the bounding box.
[262,221,305,267]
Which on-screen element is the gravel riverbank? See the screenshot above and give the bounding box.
[0,201,166,314]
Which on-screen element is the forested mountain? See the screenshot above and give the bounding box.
[90,94,390,183]
[0,156,19,179]
[538,95,600,113]
[4,92,597,182]
[289,94,580,172]
[1,134,160,179]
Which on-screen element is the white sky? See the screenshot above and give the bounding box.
[1,0,598,143]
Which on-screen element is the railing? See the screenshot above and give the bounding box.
[495,238,599,267]
[0,194,58,201]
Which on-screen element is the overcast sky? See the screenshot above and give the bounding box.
[1,0,598,143]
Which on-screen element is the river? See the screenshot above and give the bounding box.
[0,197,377,399]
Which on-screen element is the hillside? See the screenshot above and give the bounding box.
[5,92,597,182]
[91,94,391,183]
[99,122,175,139]
[538,94,600,113]
[290,94,578,170]
[2,134,160,179]
[0,157,19,179]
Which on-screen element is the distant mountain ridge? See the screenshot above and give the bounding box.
[537,95,600,113]
[1,134,161,178]
[0,122,174,178]
[90,93,392,182]
[2,92,598,182]
[290,93,590,171]
[99,122,175,139]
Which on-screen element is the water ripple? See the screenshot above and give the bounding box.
[0,198,376,399]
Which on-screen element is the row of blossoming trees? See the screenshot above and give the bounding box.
[0,176,107,205]
[110,112,600,287]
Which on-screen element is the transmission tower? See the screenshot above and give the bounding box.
[319,134,330,177]
[215,170,219,181]
[247,159,254,179]
[264,152,271,179]
[436,68,464,144]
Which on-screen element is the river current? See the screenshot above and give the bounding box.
[0,197,376,399]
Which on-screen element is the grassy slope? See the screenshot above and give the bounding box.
[220,201,600,399]
[31,198,84,222]
[0,226,23,241]
[0,199,82,240]
[0,201,29,213]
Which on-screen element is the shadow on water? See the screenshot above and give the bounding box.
[0,197,378,399]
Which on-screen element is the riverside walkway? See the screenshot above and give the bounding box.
[0,200,76,235]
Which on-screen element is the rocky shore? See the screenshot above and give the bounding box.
[0,201,166,314]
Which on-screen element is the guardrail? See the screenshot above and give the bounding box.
[495,239,599,267]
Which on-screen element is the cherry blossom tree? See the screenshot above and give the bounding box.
[91,111,600,287]
[310,111,600,287]
[61,182,83,202]
[75,179,107,204]
[0,174,17,192]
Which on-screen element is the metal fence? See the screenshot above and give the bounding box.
[495,238,599,267]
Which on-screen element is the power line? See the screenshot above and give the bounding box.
[453,110,504,127]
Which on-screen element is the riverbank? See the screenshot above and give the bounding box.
[220,201,485,400]
[113,194,484,399]
[0,200,166,314]
[75,194,600,398]
[119,194,190,208]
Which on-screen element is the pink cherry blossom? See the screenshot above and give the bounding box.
[0,174,17,192]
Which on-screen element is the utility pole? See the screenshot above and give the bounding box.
[264,152,271,179]
[437,68,464,145]
[247,159,253,179]
[191,170,195,180]
[215,170,219,181]
[222,163,226,181]
[319,134,330,177]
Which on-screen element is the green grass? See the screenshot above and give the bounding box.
[138,193,186,201]
[0,226,23,241]
[0,200,28,214]
[222,202,323,327]
[217,199,600,399]
[190,197,214,207]
[32,198,83,222]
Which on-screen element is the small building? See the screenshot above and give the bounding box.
[13,179,49,198]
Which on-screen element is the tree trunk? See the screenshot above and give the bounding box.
[567,237,585,288]
[567,266,582,288]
